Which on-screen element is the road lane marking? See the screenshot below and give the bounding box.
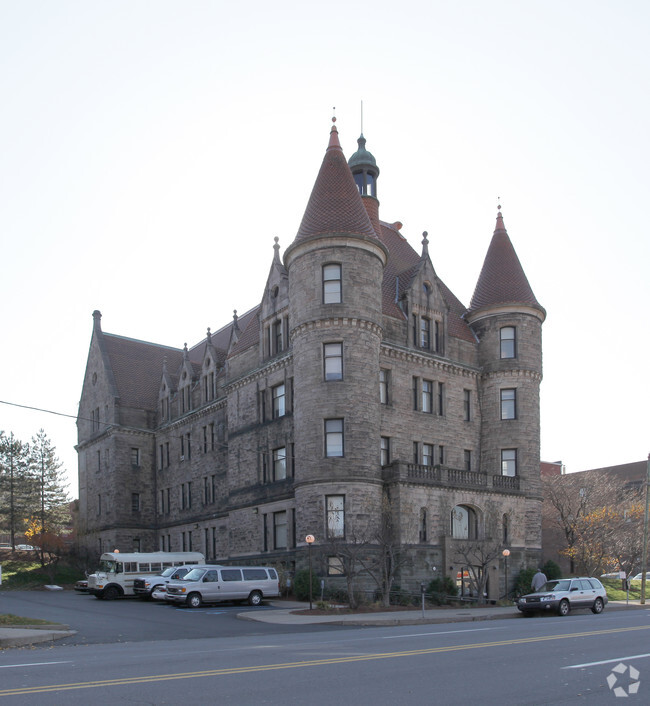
[563,653,650,669]
[383,628,495,639]
[0,662,72,669]
[2,624,649,696]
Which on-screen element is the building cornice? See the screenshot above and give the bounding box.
[380,343,481,380]
[290,316,383,341]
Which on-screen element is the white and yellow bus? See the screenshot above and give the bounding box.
[87,551,205,600]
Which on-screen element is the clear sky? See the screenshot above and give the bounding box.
[1,0,648,498]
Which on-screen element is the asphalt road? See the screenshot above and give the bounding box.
[0,590,343,644]
[1,592,650,704]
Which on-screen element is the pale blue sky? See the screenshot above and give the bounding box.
[1,0,648,497]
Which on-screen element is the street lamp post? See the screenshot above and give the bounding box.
[502,549,510,601]
[306,534,315,610]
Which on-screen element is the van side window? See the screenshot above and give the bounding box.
[204,570,219,582]
[268,568,278,579]
[221,569,243,582]
[243,569,268,580]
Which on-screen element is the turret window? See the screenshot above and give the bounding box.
[324,343,343,381]
[379,369,390,404]
[501,449,517,476]
[326,495,345,538]
[380,436,390,466]
[500,327,516,358]
[273,447,287,481]
[500,388,517,419]
[323,264,342,304]
[272,383,286,418]
[325,418,344,457]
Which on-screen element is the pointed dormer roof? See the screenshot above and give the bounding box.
[468,209,545,320]
[293,121,377,242]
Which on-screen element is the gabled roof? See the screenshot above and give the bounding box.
[101,334,183,411]
[293,124,377,242]
[377,221,476,342]
[468,211,544,316]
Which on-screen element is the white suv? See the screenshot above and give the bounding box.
[517,577,608,616]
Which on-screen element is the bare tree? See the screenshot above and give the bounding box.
[451,540,503,604]
[544,471,643,576]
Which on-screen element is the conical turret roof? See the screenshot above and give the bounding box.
[294,123,377,241]
[468,210,544,316]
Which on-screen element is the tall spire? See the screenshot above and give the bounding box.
[293,118,377,242]
[468,208,545,318]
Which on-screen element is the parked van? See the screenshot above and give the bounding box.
[133,565,196,598]
[165,565,280,607]
[87,551,205,600]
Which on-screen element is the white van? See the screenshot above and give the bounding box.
[165,565,280,607]
[87,551,205,599]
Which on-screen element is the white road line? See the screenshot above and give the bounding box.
[563,653,650,669]
[382,628,496,639]
[0,661,72,669]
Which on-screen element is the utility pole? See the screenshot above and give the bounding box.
[640,453,650,605]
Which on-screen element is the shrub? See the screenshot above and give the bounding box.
[293,569,320,602]
[515,567,537,597]
[541,560,562,580]
[426,576,458,605]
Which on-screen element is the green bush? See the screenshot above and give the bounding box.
[293,569,320,601]
[541,560,562,580]
[515,567,537,597]
[426,576,458,605]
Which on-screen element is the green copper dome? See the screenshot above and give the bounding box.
[348,134,379,173]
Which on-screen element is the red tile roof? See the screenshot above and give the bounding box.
[294,125,377,241]
[468,212,543,314]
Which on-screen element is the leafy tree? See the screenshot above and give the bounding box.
[0,431,32,546]
[541,559,562,580]
[451,540,504,604]
[28,429,70,536]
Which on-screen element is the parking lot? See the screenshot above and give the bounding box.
[0,590,341,646]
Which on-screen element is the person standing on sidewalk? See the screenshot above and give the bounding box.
[531,568,547,592]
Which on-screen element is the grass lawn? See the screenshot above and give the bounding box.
[602,578,646,601]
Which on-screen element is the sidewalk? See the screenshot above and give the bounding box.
[0,600,645,649]
[238,599,647,627]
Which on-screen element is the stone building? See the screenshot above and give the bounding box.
[77,120,546,598]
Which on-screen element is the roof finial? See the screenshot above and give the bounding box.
[422,231,429,256]
[332,107,336,124]
[206,327,212,343]
[497,196,502,213]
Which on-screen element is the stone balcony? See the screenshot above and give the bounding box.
[382,462,522,493]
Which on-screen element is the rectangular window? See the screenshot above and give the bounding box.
[159,489,164,514]
[166,488,170,515]
[324,342,343,381]
[325,418,344,457]
[97,449,101,473]
[203,476,209,504]
[273,447,287,481]
[211,474,217,504]
[419,508,427,542]
[323,263,342,304]
[422,379,433,413]
[412,377,419,410]
[97,494,101,515]
[273,320,283,354]
[187,481,192,509]
[272,383,286,418]
[464,449,472,471]
[210,423,215,451]
[186,433,191,459]
[420,317,431,349]
[326,495,345,538]
[463,389,471,421]
[437,382,444,416]
[380,437,390,466]
[501,449,517,476]
[273,511,287,549]
[434,320,440,353]
[131,493,140,512]
[327,556,344,575]
[423,443,434,467]
[413,441,419,464]
[500,326,516,359]
[165,442,170,467]
[159,444,164,470]
[379,369,389,404]
[203,426,207,453]
[439,445,444,464]
[501,388,517,420]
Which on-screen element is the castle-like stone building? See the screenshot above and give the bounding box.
[77,120,546,598]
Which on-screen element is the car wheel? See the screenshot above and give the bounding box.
[591,597,604,614]
[103,586,120,601]
[187,592,202,609]
[248,590,263,606]
[558,599,570,616]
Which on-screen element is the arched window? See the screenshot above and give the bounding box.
[451,505,478,539]
[502,514,509,544]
